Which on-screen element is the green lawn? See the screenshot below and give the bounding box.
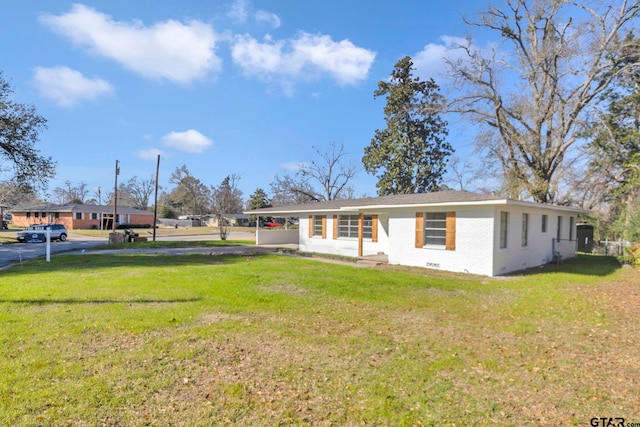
[0,253,638,425]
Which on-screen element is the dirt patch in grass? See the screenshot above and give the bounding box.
[258,283,310,296]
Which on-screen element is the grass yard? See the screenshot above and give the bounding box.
[0,253,638,426]
[95,239,256,251]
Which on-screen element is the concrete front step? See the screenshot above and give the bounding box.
[357,254,388,267]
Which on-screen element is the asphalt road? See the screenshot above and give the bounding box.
[0,231,259,270]
[0,234,108,270]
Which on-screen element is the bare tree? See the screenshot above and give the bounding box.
[211,174,243,240]
[126,175,156,210]
[53,180,89,204]
[446,157,475,191]
[303,142,358,200]
[269,173,320,206]
[0,181,39,207]
[269,142,358,205]
[447,0,640,203]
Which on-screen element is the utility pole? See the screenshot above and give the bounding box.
[98,186,102,232]
[112,160,119,232]
[152,154,160,242]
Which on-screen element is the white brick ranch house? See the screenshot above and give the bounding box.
[245,190,585,277]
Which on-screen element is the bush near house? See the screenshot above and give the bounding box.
[622,244,640,267]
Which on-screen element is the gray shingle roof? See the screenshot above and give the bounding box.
[245,190,500,213]
[244,190,586,214]
[11,203,153,215]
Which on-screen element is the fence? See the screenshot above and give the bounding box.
[592,240,632,256]
[157,218,202,228]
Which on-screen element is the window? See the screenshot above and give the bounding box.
[26,212,31,218]
[338,215,373,239]
[542,215,548,233]
[91,213,99,220]
[74,212,84,220]
[522,213,529,247]
[362,215,373,240]
[54,213,60,219]
[557,216,563,241]
[313,216,323,236]
[424,212,447,246]
[34,212,39,218]
[500,212,509,249]
[338,215,359,238]
[415,212,455,250]
[309,215,326,238]
[569,217,575,241]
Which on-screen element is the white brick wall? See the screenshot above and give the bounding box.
[299,214,389,257]
[492,207,577,275]
[387,207,495,276]
[297,206,578,277]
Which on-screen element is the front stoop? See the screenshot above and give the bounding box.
[357,253,388,267]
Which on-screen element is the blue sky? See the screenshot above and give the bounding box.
[1,0,492,202]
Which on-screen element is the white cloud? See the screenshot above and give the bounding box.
[40,4,221,85]
[137,148,164,160]
[254,10,280,29]
[161,129,212,153]
[33,66,114,107]
[231,32,375,89]
[228,0,280,28]
[227,0,249,23]
[413,35,483,81]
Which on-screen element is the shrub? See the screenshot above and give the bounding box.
[116,223,152,229]
[621,244,640,267]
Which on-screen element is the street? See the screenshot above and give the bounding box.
[0,231,258,270]
[0,234,107,270]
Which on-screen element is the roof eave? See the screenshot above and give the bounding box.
[245,199,589,215]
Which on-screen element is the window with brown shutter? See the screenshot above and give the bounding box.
[337,214,374,239]
[310,215,326,238]
[417,211,456,250]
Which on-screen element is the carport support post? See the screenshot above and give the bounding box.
[46,228,51,263]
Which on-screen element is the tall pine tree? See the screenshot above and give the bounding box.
[362,56,451,195]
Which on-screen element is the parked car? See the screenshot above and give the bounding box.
[265,221,283,227]
[16,224,68,242]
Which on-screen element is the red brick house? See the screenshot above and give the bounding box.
[10,204,154,230]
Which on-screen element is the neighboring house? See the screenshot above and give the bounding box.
[245,190,586,277]
[206,214,251,227]
[10,204,154,230]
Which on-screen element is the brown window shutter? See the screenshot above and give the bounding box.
[333,215,338,239]
[321,215,327,239]
[372,214,378,242]
[415,212,424,248]
[308,216,313,238]
[446,211,456,251]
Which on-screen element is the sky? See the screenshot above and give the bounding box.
[0,0,495,204]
